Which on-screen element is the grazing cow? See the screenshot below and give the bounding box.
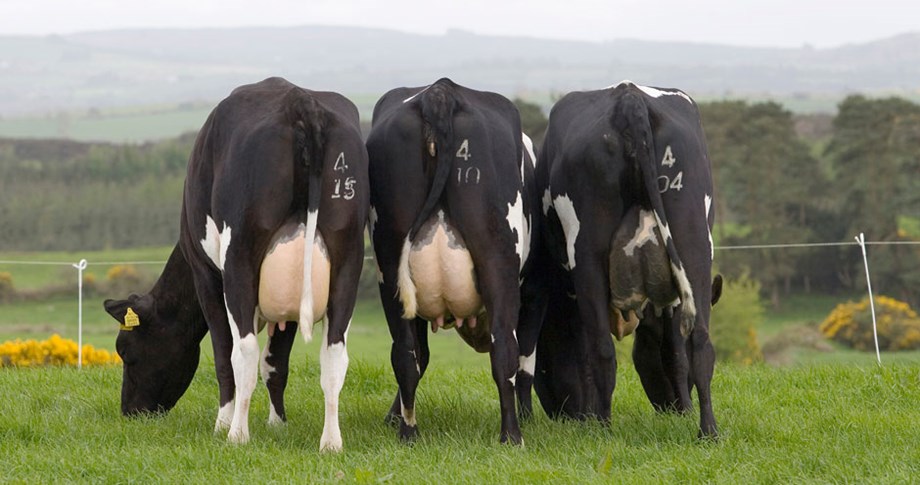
[366,78,539,445]
[103,77,369,451]
[532,81,720,438]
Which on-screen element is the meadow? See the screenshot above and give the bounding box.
[2,246,920,482]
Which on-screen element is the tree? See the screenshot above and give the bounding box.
[825,96,920,305]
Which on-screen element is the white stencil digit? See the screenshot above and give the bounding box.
[343,177,356,200]
[334,152,348,172]
[661,145,676,168]
[669,171,683,191]
[456,139,470,161]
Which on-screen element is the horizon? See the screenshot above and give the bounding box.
[3,0,920,49]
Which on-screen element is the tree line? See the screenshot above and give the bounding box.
[1,95,917,305]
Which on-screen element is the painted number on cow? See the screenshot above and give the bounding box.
[332,177,356,200]
[658,171,684,193]
[456,139,471,161]
[661,145,677,168]
[334,152,348,172]
[456,167,481,185]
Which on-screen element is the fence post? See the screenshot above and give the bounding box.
[73,259,88,369]
[855,234,880,365]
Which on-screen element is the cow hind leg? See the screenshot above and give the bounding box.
[261,321,298,425]
[633,313,679,412]
[690,321,718,439]
[318,316,350,452]
[384,318,430,427]
[222,257,261,444]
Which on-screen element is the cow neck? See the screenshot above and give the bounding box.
[149,244,209,340]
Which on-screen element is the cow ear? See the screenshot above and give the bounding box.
[711,274,723,306]
[104,294,151,330]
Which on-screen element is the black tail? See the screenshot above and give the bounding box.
[613,89,698,336]
[407,79,460,242]
[287,89,329,215]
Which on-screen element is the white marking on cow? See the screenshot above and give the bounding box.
[201,216,221,269]
[318,317,349,452]
[400,397,417,427]
[613,80,694,104]
[227,307,260,444]
[522,132,537,170]
[409,349,420,375]
[623,210,659,257]
[553,194,580,270]
[519,348,536,376]
[368,205,378,242]
[215,400,234,432]
[402,85,431,103]
[299,209,319,342]
[397,237,418,318]
[506,191,530,271]
[542,188,553,216]
[705,194,714,261]
[649,209,696,334]
[509,374,517,387]
[671,261,697,335]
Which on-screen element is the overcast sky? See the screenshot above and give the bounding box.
[4,0,919,48]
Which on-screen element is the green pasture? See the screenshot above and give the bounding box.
[3,246,920,367]
[1,360,918,482]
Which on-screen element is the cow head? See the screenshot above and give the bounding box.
[103,246,206,416]
[104,293,202,416]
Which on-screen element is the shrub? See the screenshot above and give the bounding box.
[819,296,920,351]
[0,334,120,367]
[709,272,764,364]
[0,271,13,302]
[105,264,143,294]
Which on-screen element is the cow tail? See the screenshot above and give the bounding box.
[618,91,697,337]
[291,92,329,342]
[397,79,459,319]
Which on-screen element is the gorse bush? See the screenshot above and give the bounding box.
[709,272,764,364]
[0,271,13,302]
[0,334,120,367]
[820,296,920,351]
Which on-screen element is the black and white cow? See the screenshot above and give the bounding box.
[532,81,720,438]
[366,78,539,445]
[103,77,369,451]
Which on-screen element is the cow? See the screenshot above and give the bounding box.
[531,80,721,438]
[103,77,369,451]
[365,78,540,445]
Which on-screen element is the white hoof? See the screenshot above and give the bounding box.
[227,427,250,444]
[319,434,343,453]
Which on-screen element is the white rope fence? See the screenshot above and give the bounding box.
[1,239,918,367]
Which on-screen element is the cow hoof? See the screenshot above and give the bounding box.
[500,430,524,447]
[398,423,419,443]
[227,428,250,444]
[384,411,401,428]
[319,436,343,453]
[697,428,719,442]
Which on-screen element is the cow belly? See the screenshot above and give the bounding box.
[258,224,331,323]
[407,212,482,321]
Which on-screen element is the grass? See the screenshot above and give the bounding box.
[3,248,920,481]
[1,360,918,482]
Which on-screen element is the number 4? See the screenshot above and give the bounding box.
[661,145,676,168]
[456,139,470,161]
[669,171,683,191]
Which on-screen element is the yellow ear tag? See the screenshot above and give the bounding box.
[121,307,141,331]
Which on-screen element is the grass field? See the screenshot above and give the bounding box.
[1,360,918,482]
[3,247,920,481]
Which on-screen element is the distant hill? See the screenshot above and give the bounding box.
[1,26,919,117]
